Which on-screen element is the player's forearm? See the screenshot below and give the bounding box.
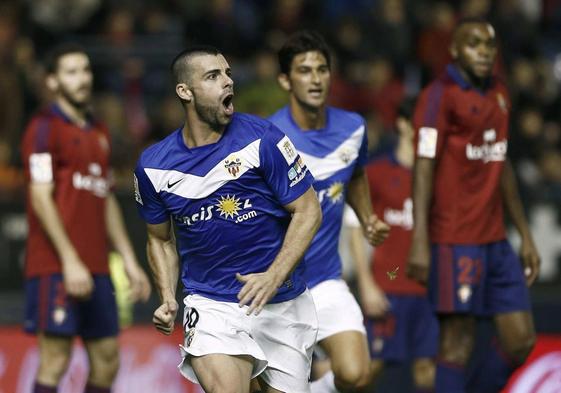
[30,184,79,265]
[346,168,373,227]
[267,189,322,286]
[349,226,374,288]
[411,158,434,241]
[105,193,137,266]
[500,160,533,240]
[147,235,179,301]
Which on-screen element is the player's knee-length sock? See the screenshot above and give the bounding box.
[84,384,111,393]
[467,338,516,393]
[33,383,57,393]
[435,359,465,393]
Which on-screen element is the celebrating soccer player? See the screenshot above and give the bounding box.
[134,46,322,393]
[407,18,540,393]
[21,44,151,393]
[269,31,390,393]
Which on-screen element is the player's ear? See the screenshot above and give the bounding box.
[278,74,291,92]
[450,43,458,60]
[176,83,193,103]
[45,74,58,92]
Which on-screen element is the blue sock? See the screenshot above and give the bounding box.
[467,339,516,393]
[435,360,465,393]
[33,382,57,393]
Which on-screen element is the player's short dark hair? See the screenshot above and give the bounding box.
[453,17,493,36]
[171,45,222,85]
[278,30,331,75]
[44,43,88,74]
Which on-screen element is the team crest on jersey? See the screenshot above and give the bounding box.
[52,306,67,325]
[276,136,298,164]
[224,155,242,177]
[339,147,353,164]
[458,284,472,303]
[496,93,508,113]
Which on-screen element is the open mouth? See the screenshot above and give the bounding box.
[222,93,234,115]
[308,89,323,97]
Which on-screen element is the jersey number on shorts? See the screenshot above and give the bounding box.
[184,308,200,331]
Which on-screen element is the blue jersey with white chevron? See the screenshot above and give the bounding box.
[134,112,314,303]
[269,106,368,288]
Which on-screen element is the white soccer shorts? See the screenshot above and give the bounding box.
[179,290,318,393]
[310,279,366,342]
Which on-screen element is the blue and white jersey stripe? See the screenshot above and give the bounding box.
[269,106,368,288]
[134,112,314,303]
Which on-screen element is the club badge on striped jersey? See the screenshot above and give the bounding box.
[224,155,242,177]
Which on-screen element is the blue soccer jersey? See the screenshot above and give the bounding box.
[269,106,368,288]
[134,113,314,303]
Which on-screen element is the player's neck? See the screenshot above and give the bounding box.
[181,116,224,148]
[55,97,89,128]
[289,100,326,131]
[456,63,489,90]
[395,138,413,168]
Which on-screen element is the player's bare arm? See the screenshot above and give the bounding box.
[29,182,93,298]
[500,159,541,285]
[106,192,151,302]
[146,219,179,335]
[346,167,390,246]
[407,157,435,285]
[349,225,389,318]
[237,186,321,315]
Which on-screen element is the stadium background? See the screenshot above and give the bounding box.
[0,0,560,392]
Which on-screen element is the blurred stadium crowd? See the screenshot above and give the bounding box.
[0,0,560,292]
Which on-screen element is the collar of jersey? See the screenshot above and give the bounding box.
[50,104,94,130]
[286,105,330,134]
[175,123,229,153]
[446,63,492,94]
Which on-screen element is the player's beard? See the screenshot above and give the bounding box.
[59,84,92,110]
[194,100,230,131]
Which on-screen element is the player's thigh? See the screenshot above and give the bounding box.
[412,357,435,390]
[438,314,476,364]
[494,311,536,361]
[191,353,253,393]
[84,336,119,368]
[319,330,370,378]
[37,333,73,371]
[370,359,384,381]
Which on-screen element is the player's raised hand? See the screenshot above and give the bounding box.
[62,254,94,299]
[363,214,390,246]
[359,280,389,318]
[407,237,430,285]
[153,299,178,335]
[520,237,540,286]
[236,272,280,316]
[124,262,152,303]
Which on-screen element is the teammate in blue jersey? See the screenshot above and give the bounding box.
[134,46,322,393]
[269,31,390,393]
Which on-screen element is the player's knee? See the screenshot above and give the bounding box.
[334,362,372,390]
[412,359,435,391]
[439,324,475,366]
[504,331,536,365]
[37,348,71,384]
[88,343,120,386]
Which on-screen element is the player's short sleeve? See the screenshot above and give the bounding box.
[133,164,169,224]
[259,124,315,205]
[355,118,369,167]
[413,81,449,160]
[22,117,57,184]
